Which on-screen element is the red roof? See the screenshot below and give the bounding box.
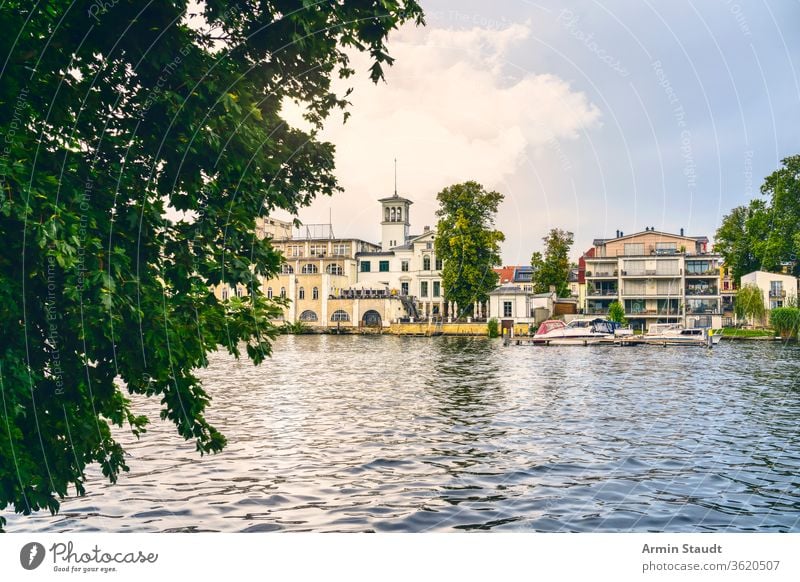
[493,266,516,284]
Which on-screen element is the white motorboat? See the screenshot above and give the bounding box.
[644,323,722,346]
[533,318,632,345]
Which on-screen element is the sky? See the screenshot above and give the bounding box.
[280,0,800,264]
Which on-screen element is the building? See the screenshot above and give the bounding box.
[740,270,799,312]
[583,228,722,329]
[488,285,556,326]
[492,265,534,291]
[719,263,739,325]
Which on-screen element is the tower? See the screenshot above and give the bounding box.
[379,193,412,251]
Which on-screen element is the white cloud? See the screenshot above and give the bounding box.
[286,22,602,249]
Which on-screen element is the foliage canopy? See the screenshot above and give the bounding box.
[434,181,505,318]
[0,0,423,529]
[531,228,574,297]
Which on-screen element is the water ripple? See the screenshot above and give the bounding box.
[5,336,800,532]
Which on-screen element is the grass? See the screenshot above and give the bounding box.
[720,328,778,338]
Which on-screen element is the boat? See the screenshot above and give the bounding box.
[532,318,632,345]
[642,323,722,346]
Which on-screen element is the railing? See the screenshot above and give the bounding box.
[685,288,719,296]
[587,289,618,296]
[769,290,787,298]
[585,271,618,277]
[622,270,681,277]
[685,269,717,276]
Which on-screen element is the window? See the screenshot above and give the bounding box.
[401,260,409,272]
[332,243,349,256]
[397,207,402,221]
[426,242,432,250]
[326,264,343,275]
[281,264,294,274]
[385,208,390,221]
[433,281,441,297]
[435,257,443,270]
[312,287,319,300]
[379,260,390,272]
[267,287,273,299]
[361,261,371,272]
[770,280,783,297]
[503,301,512,317]
[221,287,228,300]
[298,287,305,300]
[236,287,243,297]
[310,244,326,256]
[423,256,431,270]
[624,243,644,256]
[280,287,286,298]
[299,310,317,322]
[655,242,677,254]
[401,282,409,295]
[301,263,318,274]
[331,310,350,322]
[686,261,713,275]
[420,281,428,297]
[287,244,304,257]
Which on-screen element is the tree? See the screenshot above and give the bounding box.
[607,301,627,325]
[0,0,423,530]
[531,228,574,297]
[434,181,505,318]
[716,156,800,280]
[734,285,766,326]
[714,203,764,281]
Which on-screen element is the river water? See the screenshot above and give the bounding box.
[6,336,800,532]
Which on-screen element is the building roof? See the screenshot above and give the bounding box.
[593,230,708,246]
[494,266,516,284]
[355,251,395,257]
[377,194,414,204]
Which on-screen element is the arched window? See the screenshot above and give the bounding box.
[301,263,318,274]
[236,287,243,297]
[299,310,318,322]
[280,287,286,298]
[397,207,402,221]
[390,207,396,222]
[385,207,390,221]
[221,287,228,300]
[423,255,431,270]
[331,310,350,322]
[267,287,273,299]
[326,263,342,275]
[281,264,294,274]
[299,287,305,300]
[312,287,319,300]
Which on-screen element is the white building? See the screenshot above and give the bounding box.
[488,285,556,325]
[740,270,799,311]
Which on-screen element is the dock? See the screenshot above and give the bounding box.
[504,336,718,348]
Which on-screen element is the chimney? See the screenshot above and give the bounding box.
[423,225,430,232]
[616,230,620,238]
[680,227,684,236]
[620,231,624,237]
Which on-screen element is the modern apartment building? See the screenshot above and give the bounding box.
[583,228,722,329]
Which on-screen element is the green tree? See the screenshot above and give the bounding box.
[434,181,505,318]
[716,156,800,279]
[714,203,765,281]
[0,0,423,530]
[531,228,574,296]
[607,301,627,325]
[734,285,767,326]
[769,307,800,340]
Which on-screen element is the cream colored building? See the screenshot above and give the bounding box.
[740,270,798,312]
[583,228,722,329]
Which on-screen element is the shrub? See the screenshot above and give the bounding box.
[487,317,500,338]
[607,301,627,325]
[769,307,800,340]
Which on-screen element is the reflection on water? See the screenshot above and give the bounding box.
[6,336,800,532]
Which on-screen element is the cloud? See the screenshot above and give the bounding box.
[285,21,602,244]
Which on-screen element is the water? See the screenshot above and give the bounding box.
[5,336,800,532]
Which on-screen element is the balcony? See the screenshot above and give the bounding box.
[685,268,717,276]
[685,286,719,296]
[769,289,787,298]
[587,287,618,297]
[585,270,618,278]
[621,270,681,277]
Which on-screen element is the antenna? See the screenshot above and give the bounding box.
[394,157,398,197]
